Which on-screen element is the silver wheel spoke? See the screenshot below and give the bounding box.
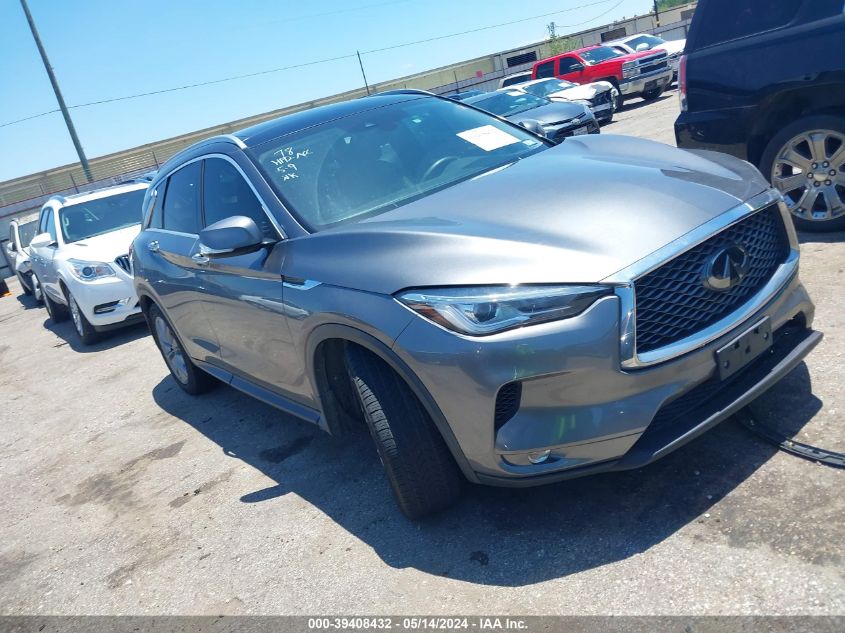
[828,144,845,169]
[155,316,189,384]
[807,132,828,162]
[822,188,843,217]
[780,147,811,171]
[773,173,806,192]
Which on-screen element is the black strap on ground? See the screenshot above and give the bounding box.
[736,406,845,469]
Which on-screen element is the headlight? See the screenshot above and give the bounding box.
[68,259,116,281]
[397,285,612,336]
[622,61,639,79]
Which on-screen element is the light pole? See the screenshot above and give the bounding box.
[19,0,93,182]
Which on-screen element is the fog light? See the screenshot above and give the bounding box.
[528,450,551,464]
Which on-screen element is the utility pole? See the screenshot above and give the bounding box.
[19,0,93,182]
[653,0,661,27]
[356,50,371,96]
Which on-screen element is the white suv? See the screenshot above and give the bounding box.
[5,217,40,298]
[29,182,149,344]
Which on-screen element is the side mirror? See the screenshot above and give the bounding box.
[569,62,585,72]
[518,119,547,138]
[5,241,15,254]
[635,43,649,51]
[30,232,56,249]
[199,216,265,257]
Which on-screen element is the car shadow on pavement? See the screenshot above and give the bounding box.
[797,229,845,245]
[15,292,41,311]
[43,317,149,353]
[619,89,674,114]
[152,361,820,587]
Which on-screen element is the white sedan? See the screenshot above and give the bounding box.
[504,78,618,124]
[29,182,148,345]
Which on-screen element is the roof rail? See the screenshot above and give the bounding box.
[373,88,434,97]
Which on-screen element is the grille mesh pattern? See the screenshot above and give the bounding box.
[634,206,789,354]
[114,255,131,274]
[494,382,522,430]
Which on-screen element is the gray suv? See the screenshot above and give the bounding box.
[133,91,821,518]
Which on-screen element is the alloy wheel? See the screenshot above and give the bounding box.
[772,129,845,223]
[154,315,189,385]
[32,276,42,303]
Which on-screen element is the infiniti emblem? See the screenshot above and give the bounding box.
[702,243,749,291]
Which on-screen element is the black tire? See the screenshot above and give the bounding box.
[18,273,33,296]
[607,80,623,111]
[66,290,100,346]
[345,345,463,519]
[147,303,218,395]
[641,87,664,101]
[43,286,69,323]
[759,114,845,233]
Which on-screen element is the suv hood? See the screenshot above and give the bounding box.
[548,81,613,102]
[655,40,685,55]
[281,135,771,294]
[507,101,589,125]
[60,224,140,263]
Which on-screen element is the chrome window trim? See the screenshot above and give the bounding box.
[156,153,287,240]
[147,227,199,239]
[606,188,799,369]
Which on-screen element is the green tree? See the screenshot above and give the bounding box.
[546,22,580,56]
[656,0,688,9]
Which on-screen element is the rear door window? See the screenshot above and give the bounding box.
[535,61,555,78]
[688,0,839,48]
[162,162,201,234]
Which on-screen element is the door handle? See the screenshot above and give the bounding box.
[191,253,210,265]
[148,240,160,253]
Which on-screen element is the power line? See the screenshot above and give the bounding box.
[1,0,630,129]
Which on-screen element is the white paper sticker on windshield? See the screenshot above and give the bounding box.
[457,125,520,151]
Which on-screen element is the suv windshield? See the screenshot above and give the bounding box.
[580,47,623,64]
[251,96,547,231]
[468,91,547,116]
[522,79,577,98]
[59,189,147,243]
[18,220,38,247]
[624,34,665,50]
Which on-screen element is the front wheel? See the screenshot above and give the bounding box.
[67,292,100,346]
[17,272,33,296]
[345,345,463,519]
[761,114,845,232]
[148,304,218,395]
[641,87,664,101]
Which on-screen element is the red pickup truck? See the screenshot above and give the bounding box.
[531,45,673,107]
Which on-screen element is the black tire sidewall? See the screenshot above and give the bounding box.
[760,114,845,233]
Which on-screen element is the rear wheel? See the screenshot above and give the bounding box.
[761,115,845,232]
[345,345,463,519]
[43,286,68,323]
[148,303,217,395]
[67,292,100,346]
[17,272,33,296]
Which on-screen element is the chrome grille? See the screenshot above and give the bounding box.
[638,52,669,73]
[114,255,131,274]
[634,205,790,354]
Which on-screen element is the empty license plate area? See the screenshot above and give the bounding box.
[716,318,773,381]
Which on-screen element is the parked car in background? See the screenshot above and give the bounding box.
[675,0,845,232]
[133,91,818,518]
[532,45,672,107]
[511,77,617,123]
[464,90,599,142]
[448,89,485,101]
[499,72,531,88]
[5,217,39,299]
[29,182,148,344]
[606,33,685,80]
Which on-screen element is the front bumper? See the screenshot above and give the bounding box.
[619,67,673,96]
[545,118,601,143]
[393,269,816,486]
[66,274,142,330]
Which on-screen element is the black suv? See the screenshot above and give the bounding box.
[675,0,845,232]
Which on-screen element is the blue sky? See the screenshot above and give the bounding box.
[0,0,652,182]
